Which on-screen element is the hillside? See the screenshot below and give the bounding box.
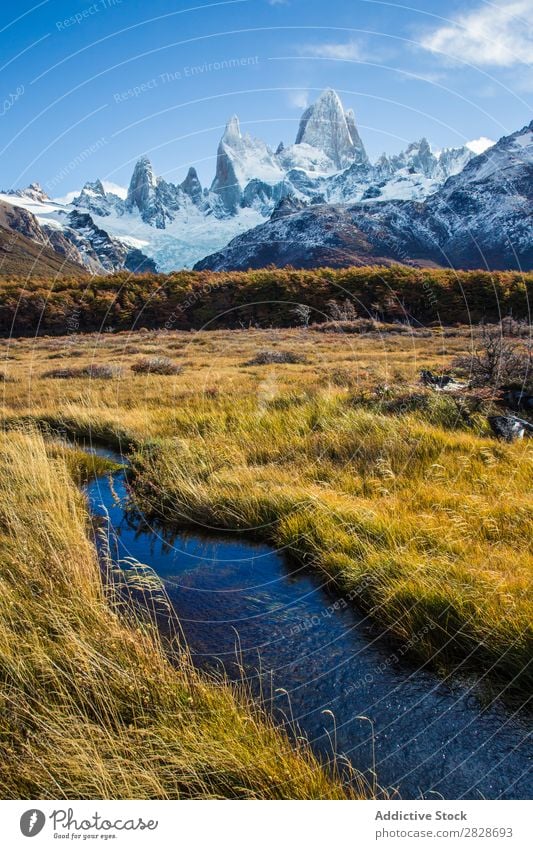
[0,224,88,278]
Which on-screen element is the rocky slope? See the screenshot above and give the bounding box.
[0,201,88,278]
[0,196,155,275]
[197,204,408,269]
[195,121,533,272]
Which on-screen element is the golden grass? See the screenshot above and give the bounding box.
[0,428,359,799]
[130,396,532,692]
[1,325,531,702]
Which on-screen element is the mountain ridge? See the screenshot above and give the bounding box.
[2,89,526,275]
[195,120,533,272]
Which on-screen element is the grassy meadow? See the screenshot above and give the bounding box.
[0,428,358,799]
[0,321,531,797]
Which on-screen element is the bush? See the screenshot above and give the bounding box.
[131,356,183,375]
[245,350,306,366]
[43,364,121,379]
[326,298,358,321]
[326,367,361,388]
[312,319,377,334]
[500,316,532,338]
[453,325,532,389]
[312,319,431,336]
[0,267,531,336]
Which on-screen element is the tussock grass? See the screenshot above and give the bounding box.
[43,363,121,380]
[1,326,531,700]
[245,350,307,366]
[128,399,532,696]
[0,429,358,799]
[131,356,183,375]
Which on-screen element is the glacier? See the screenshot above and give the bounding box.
[0,89,478,273]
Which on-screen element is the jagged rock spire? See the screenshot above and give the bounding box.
[295,89,368,168]
[126,156,156,214]
[180,167,203,204]
[212,115,284,214]
[223,115,241,142]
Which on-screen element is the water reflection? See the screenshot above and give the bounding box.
[86,465,532,800]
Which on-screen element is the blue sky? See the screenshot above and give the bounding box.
[0,0,531,195]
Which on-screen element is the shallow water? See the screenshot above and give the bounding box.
[86,458,531,800]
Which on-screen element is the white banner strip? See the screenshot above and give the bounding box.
[1,799,530,848]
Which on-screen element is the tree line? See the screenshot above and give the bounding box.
[0,265,530,336]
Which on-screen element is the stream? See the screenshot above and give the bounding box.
[85,448,531,800]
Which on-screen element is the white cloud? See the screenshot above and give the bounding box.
[287,90,309,109]
[53,190,78,204]
[466,136,496,154]
[102,180,127,198]
[421,0,533,66]
[299,40,366,61]
[54,181,127,204]
[298,39,393,64]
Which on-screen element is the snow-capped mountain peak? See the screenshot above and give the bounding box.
[126,156,157,215]
[211,114,284,213]
[295,88,369,169]
[222,114,242,142]
[196,119,533,273]
[72,178,127,218]
[2,89,517,275]
[180,167,203,204]
[9,182,51,204]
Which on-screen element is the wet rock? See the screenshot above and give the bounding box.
[419,370,465,391]
[488,415,533,441]
[420,369,451,388]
